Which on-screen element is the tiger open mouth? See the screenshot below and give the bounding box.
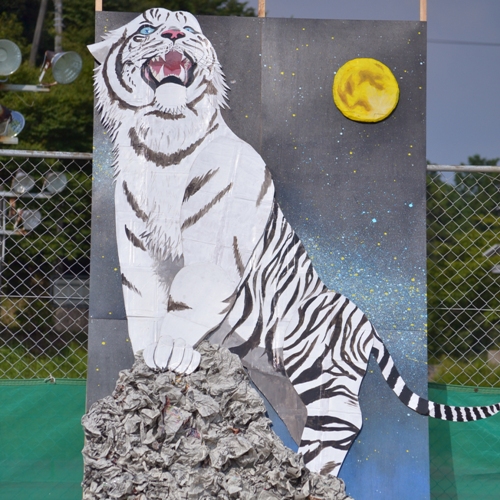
[142,51,195,89]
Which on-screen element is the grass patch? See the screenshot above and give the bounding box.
[429,357,500,387]
[0,342,87,379]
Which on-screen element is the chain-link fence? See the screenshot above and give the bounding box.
[1,153,499,389]
[0,150,92,380]
[427,165,500,500]
[427,166,500,387]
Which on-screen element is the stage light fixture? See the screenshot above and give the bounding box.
[11,171,36,195]
[0,40,22,76]
[39,51,82,85]
[43,172,68,194]
[0,105,25,138]
[21,209,42,231]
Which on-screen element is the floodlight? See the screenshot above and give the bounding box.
[6,111,25,137]
[21,209,42,231]
[39,51,82,85]
[43,172,67,194]
[0,105,25,137]
[0,40,22,76]
[11,171,35,195]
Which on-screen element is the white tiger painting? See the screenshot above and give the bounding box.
[89,8,500,477]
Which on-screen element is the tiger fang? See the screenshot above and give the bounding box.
[143,51,194,89]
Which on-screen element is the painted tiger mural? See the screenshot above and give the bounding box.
[89,8,500,477]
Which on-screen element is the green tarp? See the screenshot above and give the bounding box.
[429,382,500,500]
[1,380,500,499]
[0,379,86,500]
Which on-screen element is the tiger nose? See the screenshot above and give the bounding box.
[161,29,185,40]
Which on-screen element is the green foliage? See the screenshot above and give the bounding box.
[0,11,94,151]
[427,156,500,359]
[0,342,87,379]
[0,0,254,152]
[0,12,28,51]
[104,0,255,16]
[429,356,500,388]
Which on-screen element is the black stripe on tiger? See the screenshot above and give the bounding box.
[128,121,219,168]
[230,309,264,359]
[386,366,400,390]
[115,38,135,94]
[232,236,245,278]
[300,383,359,408]
[122,181,148,222]
[398,385,413,406]
[373,333,500,422]
[100,34,137,112]
[181,182,233,230]
[301,415,361,454]
[444,406,454,420]
[144,109,185,120]
[224,281,254,344]
[186,78,213,114]
[482,406,492,417]
[464,407,473,421]
[125,225,146,251]
[183,168,219,202]
[416,395,429,415]
[285,336,320,382]
[167,296,191,311]
[256,168,272,207]
[121,273,141,296]
[432,402,442,419]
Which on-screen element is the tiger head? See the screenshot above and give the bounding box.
[89,9,228,145]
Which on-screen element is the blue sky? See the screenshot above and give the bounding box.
[246,0,500,165]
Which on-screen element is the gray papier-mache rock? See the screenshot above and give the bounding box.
[82,342,353,500]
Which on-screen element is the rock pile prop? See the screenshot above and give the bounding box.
[82,342,352,500]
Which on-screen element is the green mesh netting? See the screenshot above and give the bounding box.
[429,383,500,500]
[2,380,500,499]
[0,380,86,500]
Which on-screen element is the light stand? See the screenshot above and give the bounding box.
[0,170,67,297]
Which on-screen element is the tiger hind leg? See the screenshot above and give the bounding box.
[282,290,375,475]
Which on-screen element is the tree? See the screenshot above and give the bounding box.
[427,156,500,360]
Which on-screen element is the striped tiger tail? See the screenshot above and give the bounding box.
[372,332,500,422]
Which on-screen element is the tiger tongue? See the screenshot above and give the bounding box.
[150,51,184,79]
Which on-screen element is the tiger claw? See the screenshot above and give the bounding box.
[173,342,194,373]
[185,350,201,374]
[166,338,185,371]
[143,336,200,374]
[154,335,174,369]
[143,341,159,369]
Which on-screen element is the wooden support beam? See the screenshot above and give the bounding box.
[96,0,103,12]
[420,0,427,21]
[258,0,265,18]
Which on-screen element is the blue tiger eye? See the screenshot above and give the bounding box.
[139,25,156,35]
[184,26,196,33]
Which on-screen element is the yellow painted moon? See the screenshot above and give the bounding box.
[333,58,400,123]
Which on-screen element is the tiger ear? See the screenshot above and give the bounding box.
[88,29,123,63]
[88,39,113,64]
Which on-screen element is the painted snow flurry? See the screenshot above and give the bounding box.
[89,8,500,477]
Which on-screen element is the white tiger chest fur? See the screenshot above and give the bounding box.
[112,107,224,262]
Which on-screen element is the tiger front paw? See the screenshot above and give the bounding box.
[143,336,200,374]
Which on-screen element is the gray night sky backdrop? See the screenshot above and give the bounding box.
[246,0,500,166]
